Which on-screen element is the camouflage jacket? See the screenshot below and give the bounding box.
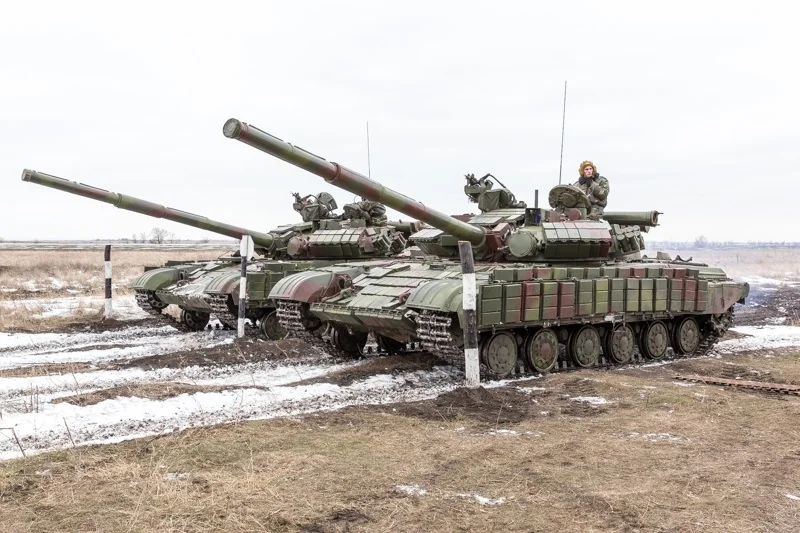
[341,200,388,226]
[572,175,610,208]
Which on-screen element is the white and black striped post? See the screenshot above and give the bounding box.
[104,245,112,318]
[458,241,480,387]
[238,235,254,338]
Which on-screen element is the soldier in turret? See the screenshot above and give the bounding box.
[341,198,388,225]
[573,160,609,219]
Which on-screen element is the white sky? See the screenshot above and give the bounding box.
[1,1,797,242]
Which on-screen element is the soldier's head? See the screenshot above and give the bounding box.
[579,161,597,179]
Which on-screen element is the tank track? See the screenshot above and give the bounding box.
[674,375,800,396]
[134,289,192,332]
[276,301,421,359]
[207,294,241,330]
[136,289,247,333]
[416,309,736,379]
[276,300,353,359]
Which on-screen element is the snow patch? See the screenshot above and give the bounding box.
[714,325,800,354]
[630,432,684,442]
[456,493,505,505]
[396,484,427,496]
[785,493,800,501]
[570,396,610,406]
[164,472,192,481]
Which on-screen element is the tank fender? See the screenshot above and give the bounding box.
[406,279,465,326]
[130,266,192,291]
[269,267,366,303]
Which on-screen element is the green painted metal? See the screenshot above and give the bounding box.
[223,119,486,246]
[232,118,749,373]
[22,166,420,335]
[22,169,275,248]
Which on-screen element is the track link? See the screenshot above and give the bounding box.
[134,289,192,331]
[674,375,800,396]
[276,301,353,359]
[207,294,241,330]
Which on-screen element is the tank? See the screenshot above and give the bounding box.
[22,169,417,337]
[223,118,750,376]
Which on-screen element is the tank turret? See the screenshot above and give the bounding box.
[223,119,655,262]
[22,169,276,250]
[223,119,486,247]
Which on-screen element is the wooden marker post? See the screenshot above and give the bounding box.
[238,235,254,338]
[104,245,112,318]
[458,241,480,387]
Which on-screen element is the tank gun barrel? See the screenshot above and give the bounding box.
[603,211,660,228]
[21,169,275,249]
[223,118,486,246]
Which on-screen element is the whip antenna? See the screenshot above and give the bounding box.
[366,121,372,179]
[558,81,567,185]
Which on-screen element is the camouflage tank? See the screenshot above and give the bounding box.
[223,118,749,376]
[21,169,415,338]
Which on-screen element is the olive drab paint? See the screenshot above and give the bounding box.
[227,117,750,380]
[22,166,421,338]
[21,169,276,248]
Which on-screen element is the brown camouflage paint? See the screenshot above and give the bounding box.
[223,119,486,246]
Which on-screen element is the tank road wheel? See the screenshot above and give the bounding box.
[378,335,405,355]
[145,291,168,313]
[604,324,635,364]
[524,328,559,373]
[673,316,701,355]
[180,309,210,331]
[259,310,286,340]
[640,320,669,360]
[331,326,366,356]
[569,325,601,368]
[481,331,518,377]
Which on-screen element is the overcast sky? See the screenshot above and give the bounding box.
[1,1,797,242]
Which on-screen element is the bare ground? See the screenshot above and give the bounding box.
[2,352,800,532]
[51,382,257,407]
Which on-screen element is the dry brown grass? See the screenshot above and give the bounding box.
[0,300,105,332]
[0,362,95,379]
[0,249,229,300]
[2,352,800,532]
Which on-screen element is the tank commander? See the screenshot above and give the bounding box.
[573,160,609,219]
[340,198,388,226]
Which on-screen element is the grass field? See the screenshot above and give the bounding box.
[0,249,229,331]
[0,249,230,300]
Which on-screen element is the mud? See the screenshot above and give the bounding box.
[52,382,252,406]
[290,353,444,387]
[110,337,327,371]
[386,386,540,425]
[6,317,164,335]
[735,283,800,327]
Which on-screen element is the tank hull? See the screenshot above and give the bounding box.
[269,257,749,377]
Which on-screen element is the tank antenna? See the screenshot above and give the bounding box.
[558,81,568,185]
[366,121,372,179]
